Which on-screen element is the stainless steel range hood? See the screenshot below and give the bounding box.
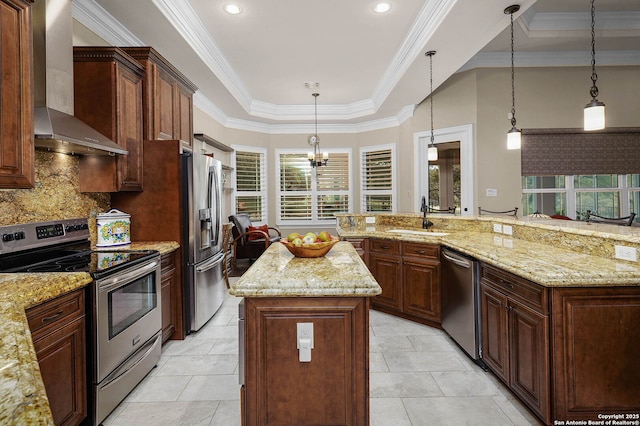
[32,0,127,156]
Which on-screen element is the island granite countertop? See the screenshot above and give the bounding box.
[230,241,381,297]
[0,241,179,426]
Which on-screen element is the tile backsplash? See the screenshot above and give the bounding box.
[0,151,110,227]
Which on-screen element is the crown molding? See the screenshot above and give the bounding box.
[73,0,143,46]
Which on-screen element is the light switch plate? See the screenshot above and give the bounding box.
[503,225,513,235]
[493,223,503,233]
[365,216,376,224]
[486,188,498,197]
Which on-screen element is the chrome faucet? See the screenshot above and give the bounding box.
[420,196,434,229]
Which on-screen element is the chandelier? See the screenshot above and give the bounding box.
[426,51,438,161]
[584,0,605,131]
[308,93,328,167]
[505,4,521,150]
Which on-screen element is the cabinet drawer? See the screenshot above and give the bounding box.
[402,243,439,260]
[27,289,85,337]
[481,264,548,315]
[369,239,400,255]
[343,238,365,249]
[161,251,176,272]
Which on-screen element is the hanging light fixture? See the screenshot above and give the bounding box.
[584,0,605,131]
[307,92,328,167]
[505,5,521,150]
[425,50,438,161]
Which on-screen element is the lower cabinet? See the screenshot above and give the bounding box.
[161,250,178,343]
[368,239,441,324]
[242,297,370,425]
[26,289,86,426]
[480,263,550,424]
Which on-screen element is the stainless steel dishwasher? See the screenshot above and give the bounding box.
[440,248,485,367]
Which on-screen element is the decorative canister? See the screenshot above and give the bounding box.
[96,209,131,247]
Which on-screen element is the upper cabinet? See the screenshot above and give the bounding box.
[122,47,197,149]
[0,0,34,189]
[73,47,145,192]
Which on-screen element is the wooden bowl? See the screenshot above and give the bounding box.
[280,237,340,258]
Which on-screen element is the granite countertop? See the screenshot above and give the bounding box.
[230,241,381,297]
[0,241,179,425]
[337,223,640,287]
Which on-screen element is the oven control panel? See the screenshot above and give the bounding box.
[0,218,90,255]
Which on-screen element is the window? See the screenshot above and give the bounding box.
[276,149,352,225]
[522,174,638,223]
[361,144,395,212]
[232,146,267,222]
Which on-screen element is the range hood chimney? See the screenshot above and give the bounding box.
[32,0,127,156]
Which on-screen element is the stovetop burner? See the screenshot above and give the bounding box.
[0,218,159,279]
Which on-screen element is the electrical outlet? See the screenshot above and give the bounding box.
[486,188,498,197]
[503,225,513,235]
[365,216,376,224]
[615,245,638,262]
[503,238,513,248]
[297,323,314,348]
[493,223,503,233]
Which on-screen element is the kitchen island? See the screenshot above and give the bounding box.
[230,241,381,426]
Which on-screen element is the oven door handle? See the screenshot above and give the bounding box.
[98,258,160,293]
[100,334,161,388]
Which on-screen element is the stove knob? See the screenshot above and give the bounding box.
[14,231,25,240]
[2,233,15,242]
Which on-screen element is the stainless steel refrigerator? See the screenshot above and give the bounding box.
[182,151,225,331]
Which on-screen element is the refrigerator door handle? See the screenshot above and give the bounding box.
[211,165,221,248]
[196,252,225,273]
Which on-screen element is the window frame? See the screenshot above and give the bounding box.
[231,145,268,223]
[360,143,397,213]
[275,148,353,226]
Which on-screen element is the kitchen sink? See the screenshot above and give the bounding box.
[386,229,449,237]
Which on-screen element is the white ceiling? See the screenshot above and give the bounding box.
[72,0,640,133]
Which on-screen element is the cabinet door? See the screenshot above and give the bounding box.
[369,252,402,311]
[480,282,509,383]
[402,257,441,322]
[243,297,369,425]
[33,317,87,426]
[508,300,550,423]
[161,252,177,343]
[116,65,144,191]
[176,82,193,148]
[154,66,177,140]
[0,0,34,189]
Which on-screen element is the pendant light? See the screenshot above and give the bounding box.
[584,0,605,131]
[505,5,521,150]
[425,50,438,161]
[307,93,328,167]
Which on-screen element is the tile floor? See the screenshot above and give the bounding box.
[103,277,543,426]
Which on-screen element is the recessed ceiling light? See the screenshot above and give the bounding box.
[373,2,391,13]
[224,4,242,15]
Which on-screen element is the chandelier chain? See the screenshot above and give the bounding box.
[510,10,517,128]
[589,0,599,99]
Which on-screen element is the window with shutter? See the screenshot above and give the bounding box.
[276,149,352,225]
[232,147,267,222]
[361,144,395,213]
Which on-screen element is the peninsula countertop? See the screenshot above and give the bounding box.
[0,241,179,426]
[230,241,381,297]
[336,215,640,288]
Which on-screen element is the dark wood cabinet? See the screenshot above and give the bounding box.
[480,263,550,424]
[26,289,86,426]
[242,297,370,425]
[368,239,441,325]
[161,250,178,343]
[551,287,640,422]
[73,47,145,192]
[0,0,34,189]
[368,240,402,311]
[121,47,197,149]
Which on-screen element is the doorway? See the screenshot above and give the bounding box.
[413,124,475,215]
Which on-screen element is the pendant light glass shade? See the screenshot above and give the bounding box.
[507,127,522,150]
[428,145,438,161]
[584,101,605,131]
[584,0,605,131]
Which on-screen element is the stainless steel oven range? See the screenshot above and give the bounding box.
[0,218,162,425]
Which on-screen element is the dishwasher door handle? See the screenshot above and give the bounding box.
[442,250,472,268]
